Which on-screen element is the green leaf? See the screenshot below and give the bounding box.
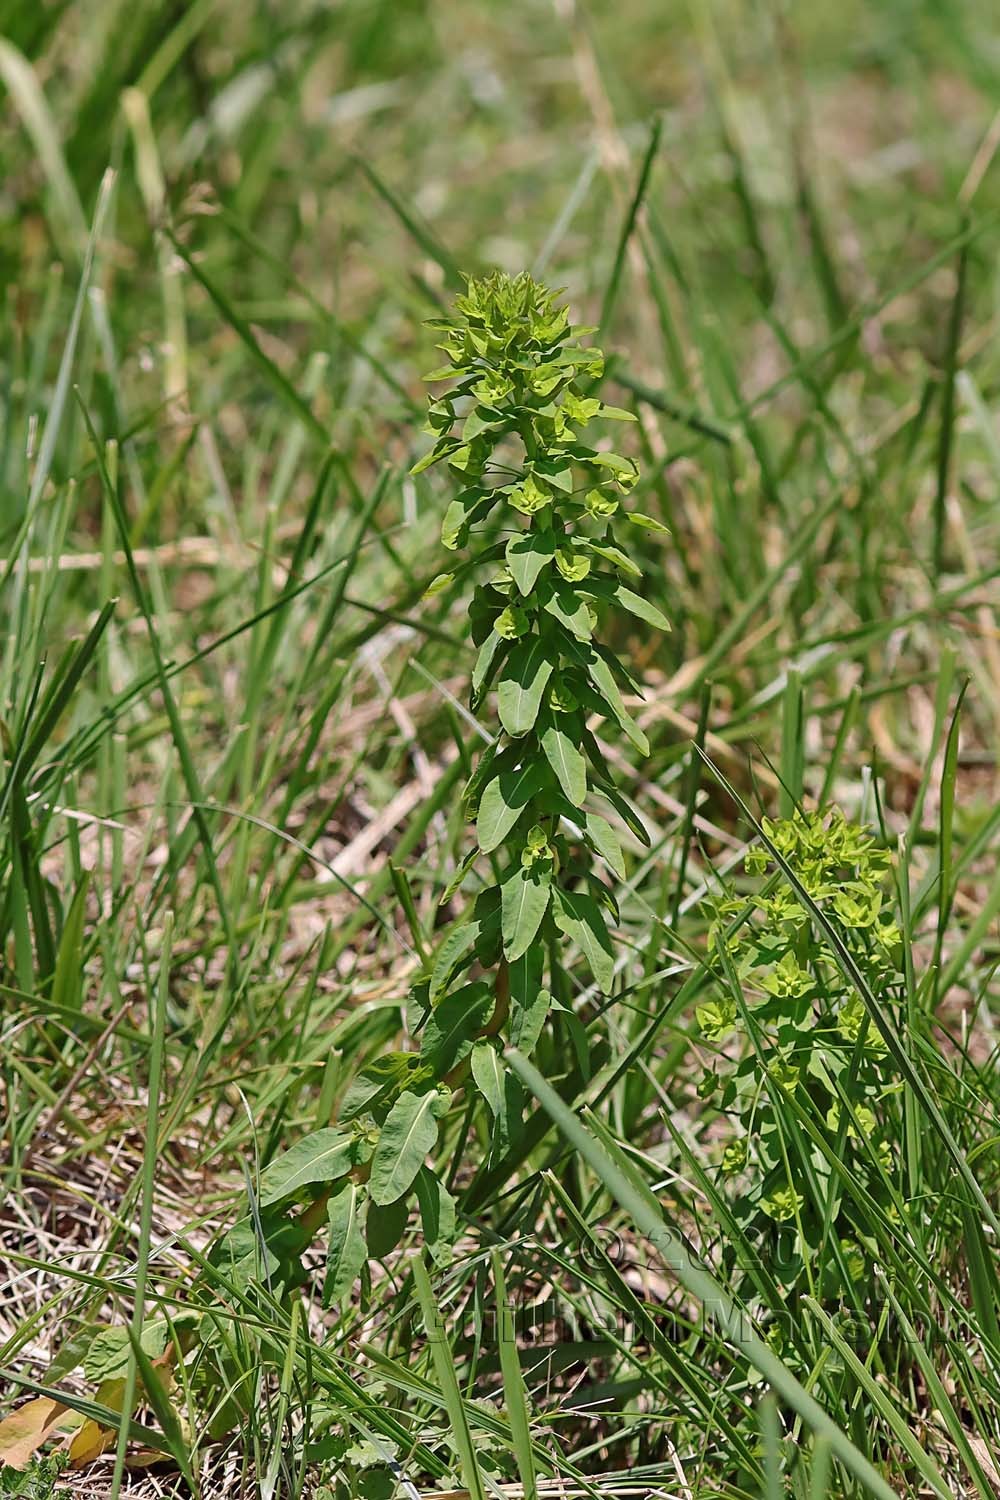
[421,981,494,1074]
[506,531,555,596]
[85,1320,170,1384]
[477,761,545,852]
[585,811,626,879]
[507,949,550,1054]
[540,721,586,806]
[369,1088,450,1206]
[625,511,670,534]
[543,586,593,641]
[595,783,650,847]
[463,406,496,441]
[411,439,458,475]
[323,1181,368,1306]
[587,654,649,755]
[51,879,88,1012]
[341,1053,427,1120]
[259,1128,355,1206]
[533,458,573,492]
[501,862,552,962]
[472,632,507,704]
[509,987,551,1055]
[441,487,492,549]
[585,541,642,578]
[210,1212,310,1291]
[414,1167,457,1266]
[470,1039,504,1116]
[430,921,479,1001]
[497,637,553,737]
[552,887,616,992]
[461,737,510,815]
[423,572,454,599]
[615,584,671,632]
[439,846,479,907]
[591,451,639,488]
[598,404,637,421]
[494,604,529,640]
[471,1041,522,1154]
[366,1196,409,1259]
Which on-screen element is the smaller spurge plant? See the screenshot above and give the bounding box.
[698,807,904,1314]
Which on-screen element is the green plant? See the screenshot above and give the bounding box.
[216,270,669,1290]
[0,1452,67,1499]
[699,808,906,1312]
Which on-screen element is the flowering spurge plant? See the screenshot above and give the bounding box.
[698,808,905,1315]
[207,272,670,1304]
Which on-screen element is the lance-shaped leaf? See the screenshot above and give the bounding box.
[591,450,639,487]
[625,510,670,533]
[440,487,495,549]
[461,737,514,817]
[585,810,627,879]
[501,861,552,961]
[412,437,462,476]
[497,636,553,737]
[323,1180,368,1306]
[259,1128,356,1206]
[209,1211,311,1291]
[512,988,552,1060]
[553,886,616,992]
[477,760,546,852]
[587,653,649,756]
[615,584,671,632]
[439,845,479,907]
[369,1087,450,1205]
[585,540,642,577]
[470,1038,504,1115]
[414,1167,457,1266]
[471,632,508,708]
[595,781,651,847]
[430,921,480,1001]
[471,1041,522,1155]
[506,948,550,1054]
[506,530,555,595]
[541,720,586,806]
[366,1196,409,1258]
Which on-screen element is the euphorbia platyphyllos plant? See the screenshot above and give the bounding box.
[213,270,670,1294]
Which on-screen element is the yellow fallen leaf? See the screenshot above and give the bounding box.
[68,1378,125,1468]
[0,1396,70,1470]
